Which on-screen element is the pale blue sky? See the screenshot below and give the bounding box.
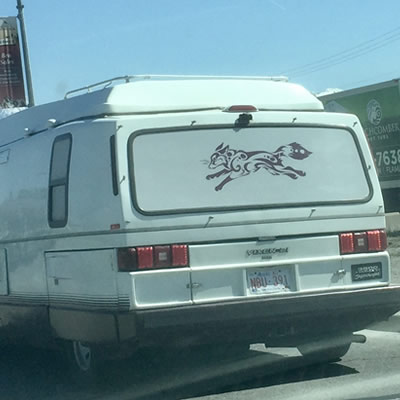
[3,0,400,105]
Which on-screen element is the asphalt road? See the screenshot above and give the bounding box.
[2,316,400,400]
[0,235,399,400]
[193,320,400,400]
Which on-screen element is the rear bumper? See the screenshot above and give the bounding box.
[133,285,400,346]
[49,285,400,346]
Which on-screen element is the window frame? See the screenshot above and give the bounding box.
[48,133,72,228]
[127,123,373,215]
[110,135,119,196]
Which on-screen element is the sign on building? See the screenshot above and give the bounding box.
[0,17,26,107]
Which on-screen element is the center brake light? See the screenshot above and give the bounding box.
[117,244,189,272]
[339,230,387,255]
[224,105,258,113]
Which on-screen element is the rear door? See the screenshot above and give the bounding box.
[130,124,373,304]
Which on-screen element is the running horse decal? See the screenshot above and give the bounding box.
[206,142,312,191]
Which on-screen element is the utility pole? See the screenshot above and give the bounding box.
[16,0,34,107]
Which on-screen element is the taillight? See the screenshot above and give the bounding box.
[117,248,137,271]
[339,229,387,255]
[137,246,154,269]
[367,230,387,251]
[339,233,354,254]
[172,244,188,266]
[117,244,189,272]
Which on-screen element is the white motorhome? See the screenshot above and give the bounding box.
[0,75,399,373]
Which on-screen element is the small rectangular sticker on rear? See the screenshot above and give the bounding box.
[351,262,382,282]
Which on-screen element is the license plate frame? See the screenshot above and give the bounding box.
[351,262,383,282]
[247,266,293,295]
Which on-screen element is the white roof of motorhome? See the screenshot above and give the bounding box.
[0,76,323,145]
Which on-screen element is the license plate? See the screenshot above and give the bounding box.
[351,262,382,281]
[247,267,292,294]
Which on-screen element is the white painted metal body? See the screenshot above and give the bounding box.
[0,76,396,348]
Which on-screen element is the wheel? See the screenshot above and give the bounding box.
[72,341,93,372]
[297,335,352,364]
[64,340,102,381]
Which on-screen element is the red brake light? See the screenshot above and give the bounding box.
[340,233,354,254]
[137,246,154,269]
[367,229,387,251]
[172,244,188,267]
[224,105,258,113]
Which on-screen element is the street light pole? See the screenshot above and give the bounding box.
[16,0,34,107]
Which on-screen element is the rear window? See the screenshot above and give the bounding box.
[129,126,372,214]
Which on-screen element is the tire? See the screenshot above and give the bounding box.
[297,336,352,364]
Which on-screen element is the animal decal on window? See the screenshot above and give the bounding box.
[206,142,312,191]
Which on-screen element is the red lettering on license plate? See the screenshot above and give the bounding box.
[250,276,269,289]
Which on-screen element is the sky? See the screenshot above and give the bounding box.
[2,0,400,105]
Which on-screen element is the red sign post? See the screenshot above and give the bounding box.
[0,17,26,107]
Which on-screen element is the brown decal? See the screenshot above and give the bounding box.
[206,143,312,191]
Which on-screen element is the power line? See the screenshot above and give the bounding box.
[280,26,400,77]
[293,33,400,77]
[281,26,400,76]
[282,26,400,75]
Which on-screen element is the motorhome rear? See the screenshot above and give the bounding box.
[0,76,399,373]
